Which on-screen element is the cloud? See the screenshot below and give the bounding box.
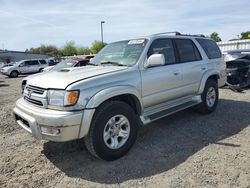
[0,0,249,50]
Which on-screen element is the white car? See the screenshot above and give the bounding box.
[1,59,48,78]
[21,60,92,91]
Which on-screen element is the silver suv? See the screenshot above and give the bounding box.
[13,32,226,160]
[1,59,48,78]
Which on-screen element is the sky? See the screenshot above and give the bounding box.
[0,0,249,51]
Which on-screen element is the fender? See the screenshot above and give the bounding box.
[78,86,143,138]
[198,69,220,94]
[85,85,143,110]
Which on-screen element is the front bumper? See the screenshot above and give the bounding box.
[1,70,9,75]
[13,98,84,142]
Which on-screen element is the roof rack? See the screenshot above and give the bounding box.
[180,33,206,38]
[151,32,181,36]
[151,32,205,38]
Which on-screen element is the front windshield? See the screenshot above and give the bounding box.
[51,60,76,71]
[91,39,147,66]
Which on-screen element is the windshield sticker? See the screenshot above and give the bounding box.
[128,39,145,45]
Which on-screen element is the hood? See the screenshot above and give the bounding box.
[43,66,54,72]
[27,65,127,89]
[2,66,13,70]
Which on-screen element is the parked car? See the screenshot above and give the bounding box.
[0,59,48,78]
[21,58,96,92]
[223,49,250,90]
[13,32,226,161]
[0,62,17,69]
[48,59,59,66]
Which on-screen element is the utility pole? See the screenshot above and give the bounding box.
[101,21,105,45]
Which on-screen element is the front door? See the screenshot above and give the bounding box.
[140,39,183,108]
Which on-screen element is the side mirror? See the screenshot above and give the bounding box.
[145,54,165,68]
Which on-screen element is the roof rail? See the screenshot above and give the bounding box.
[151,32,206,38]
[151,31,181,36]
[180,33,206,38]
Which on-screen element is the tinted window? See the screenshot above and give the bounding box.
[148,39,176,65]
[25,60,39,66]
[175,39,201,63]
[24,61,31,66]
[39,60,47,64]
[79,61,88,66]
[196,38,222,59]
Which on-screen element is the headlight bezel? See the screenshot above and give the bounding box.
[47,89,80,107]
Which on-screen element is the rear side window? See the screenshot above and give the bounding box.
[175,39,202,63]
[29,60,39,65]
[196,38,222,59]
[147,39,176,65]
[39,60,47,64]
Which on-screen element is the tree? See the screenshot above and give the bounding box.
[61,41,77,56]
[29,44,60,56]
[90,40,107,54]
[209,32,222,42]
[77,47,91,55]
[240,31,250,39]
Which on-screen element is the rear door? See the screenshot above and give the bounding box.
[29,60,40,72]
[140,39,184,108]
[173,38,205,95]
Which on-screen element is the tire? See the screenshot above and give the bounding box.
[39,68,43,72]
[84,101,138,161]
[195,79,218,114]
[10,71,18,78]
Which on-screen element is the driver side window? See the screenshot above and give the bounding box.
[147,39,176,65]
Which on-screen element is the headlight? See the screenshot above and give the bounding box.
[48,90,79,106]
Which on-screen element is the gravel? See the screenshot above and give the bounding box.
[0,74,249,188]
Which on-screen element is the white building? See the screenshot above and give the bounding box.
[217,39,250,52]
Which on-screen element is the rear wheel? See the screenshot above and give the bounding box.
[10,71,18,78]
[195,79,218,114]
[84,101,138,161]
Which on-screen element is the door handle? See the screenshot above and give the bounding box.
[173,71,180,76]
[201,67,206,70]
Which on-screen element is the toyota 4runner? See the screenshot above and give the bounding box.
[13,32,226,161]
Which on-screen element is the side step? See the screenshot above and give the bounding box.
[140,100,200,125]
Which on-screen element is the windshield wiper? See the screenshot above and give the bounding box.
[100,61,127,66]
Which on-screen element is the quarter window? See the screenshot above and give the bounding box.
[175,39,202,63]
[196,38,222,59]
[147,39,176,65]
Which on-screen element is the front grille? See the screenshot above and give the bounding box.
[24,96,43,106]
[26,85,45,95]
[24,85,46,107]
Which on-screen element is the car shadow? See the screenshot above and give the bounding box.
[42,99,250,184]
[0,84,9,87]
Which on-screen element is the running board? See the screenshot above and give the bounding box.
[140,100,200,125]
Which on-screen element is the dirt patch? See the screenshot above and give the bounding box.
[0,74,249,188]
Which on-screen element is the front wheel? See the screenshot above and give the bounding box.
[195,79,218,114]
[10,71,18,78]
[84,101,138,161]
